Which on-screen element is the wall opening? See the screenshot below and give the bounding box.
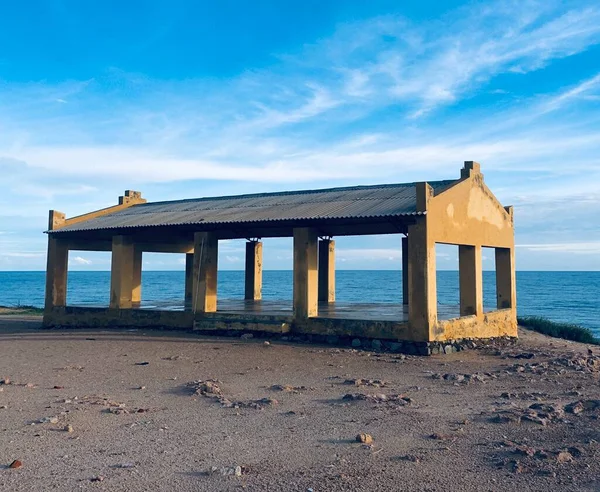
[66,251,111,307]
[482,247,497,312]
[138,253,185,310]
[435,244,459,320]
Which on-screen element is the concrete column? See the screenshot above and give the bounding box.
[110,235,135,309]
[318,239,335,303]
[192,232,218,313]
[244,241,263,300]
[184,253,194,308]
[131,247,142,305]
[402,236,409,306]
[293,227,319,320]
[44,236,69,310]
[459,245,483,317]
[407,218,436,339]
[495,247,516,310]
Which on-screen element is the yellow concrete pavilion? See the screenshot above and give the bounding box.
[43,162,517,353]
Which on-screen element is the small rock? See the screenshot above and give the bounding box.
[137,386,146,390]
[356,433,373,444]
[64,424,74,433]
[557,451,574,463]
[0,378,11,385]
[0,405,6,409]
[39,416,59,424]
[9,460,22,469]
[263,341,271,346]
[135,362,149,366]
[53,386,64,390]
[90,476,104,482]
[514,445,535,457]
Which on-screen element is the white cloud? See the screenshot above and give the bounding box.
[70,256,92,265]
[517,242,600,254]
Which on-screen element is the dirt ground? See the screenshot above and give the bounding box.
[0,316,599,491]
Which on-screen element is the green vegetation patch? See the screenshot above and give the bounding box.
[0,305,44,316]
[518,316,600,345]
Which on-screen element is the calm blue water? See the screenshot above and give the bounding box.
[0,271,598,335]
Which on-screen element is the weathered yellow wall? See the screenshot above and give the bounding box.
[427,173,513,248]
[433,309,517,341]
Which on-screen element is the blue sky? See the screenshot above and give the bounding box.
[1,0,600,271]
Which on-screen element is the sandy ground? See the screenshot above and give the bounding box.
[0,317,599,491]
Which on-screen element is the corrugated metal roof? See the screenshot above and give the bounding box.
[50,180,457,234]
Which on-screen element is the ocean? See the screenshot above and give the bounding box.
[0,271,598,335]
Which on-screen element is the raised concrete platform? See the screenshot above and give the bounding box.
[65,299,463,322]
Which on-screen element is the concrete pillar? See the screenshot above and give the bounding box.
[192,231,218,313]
[293,227,318,320]
[495,247,516,310]
[459,245,483,316]
[407,218,436,339]
[184,253,194,308]
[402,236,409,306]
[244,241,263,300]
[44,236,69,310]
[131,247,142,305]
[318,239,335,303]
[110,236,135,309]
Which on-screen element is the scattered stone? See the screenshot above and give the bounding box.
[442,373,465,382]
[115,462,135,469]
[342,393,412,405]
[0,405,6,409]
[65,424,74,433]
[38,416,59,424]
[557,451,574,463]
[9,460,22,469]
[397,454,420,463]
[209,465,243,477]
[263,341,271,346]
[25,383,34,388]
[356,433,373,444]
[240,333,254,340]
[430,433,458,441]
[343,378,387,388]
[270,384,309,393]
[0,378,11,385]
[514,445,536,457]
[90,476,104,482]
[188,380,278,410]
[137,386,146,390]
[565,399,600,414]
[135,362,149,366]
[53,386,64,389]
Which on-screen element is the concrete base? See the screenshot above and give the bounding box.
[42,301,517,353]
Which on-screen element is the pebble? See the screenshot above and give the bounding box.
[90,476,104,482]
[9,459,23,469]
[263,341,271,346]
[39,416,59,424]
[356,433,373,444]
[65,425,74,433]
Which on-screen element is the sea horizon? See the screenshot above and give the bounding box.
[2,270,598,335]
